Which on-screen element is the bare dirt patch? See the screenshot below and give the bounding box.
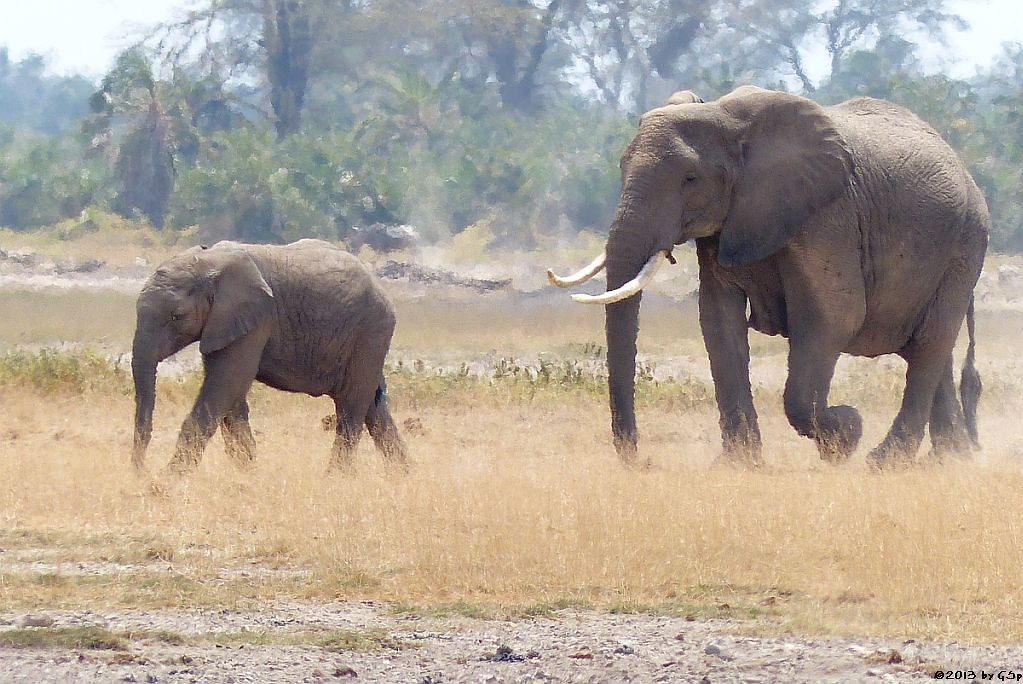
[3,602,1021,682]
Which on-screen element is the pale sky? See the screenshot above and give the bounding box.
[0,0,1020,81]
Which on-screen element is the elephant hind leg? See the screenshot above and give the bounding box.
[328,349,389,473]
[867,347,947,468]
[870,278,976,469]
[927,355,972,459]
[329,396,371,473]
[783,342,862,463]
[365,377,409,470]
[221,398,257,466]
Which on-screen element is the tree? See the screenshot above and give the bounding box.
[0,48,94,134]
[85,49,176,227]
[340,0,569,112]
[152,0,330,138]
[723,0,965,93]
[970,43,1023,251]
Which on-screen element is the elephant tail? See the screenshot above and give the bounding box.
[960,295,982,447]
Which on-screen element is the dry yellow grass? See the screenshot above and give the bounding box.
[0,213,189,268]
[2,263,1023,643]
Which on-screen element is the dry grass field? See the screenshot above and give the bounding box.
[2,250,1023,651]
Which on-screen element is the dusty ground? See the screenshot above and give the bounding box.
[3,602,1023,683]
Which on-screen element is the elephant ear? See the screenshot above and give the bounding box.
[716,86,853,267]
[199,249,274,354]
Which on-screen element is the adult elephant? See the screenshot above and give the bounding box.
[548,87,988,468]
[131,239,408,472]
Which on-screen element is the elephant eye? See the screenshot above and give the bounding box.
[170,313,184,322]
[684,174,698,184]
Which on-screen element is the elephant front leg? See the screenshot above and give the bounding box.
[697,245,762,466]
[221,398,257,467]
[168,336,264,473]
[171,408,219,472]
[783,341,862,463]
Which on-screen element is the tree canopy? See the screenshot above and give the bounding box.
[0,0,1020,251]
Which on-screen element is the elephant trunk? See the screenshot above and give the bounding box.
[604,225,657,463]
[131,337,158,470]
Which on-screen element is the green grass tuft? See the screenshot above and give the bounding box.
[0,626,127,650]
[0,349,131,395]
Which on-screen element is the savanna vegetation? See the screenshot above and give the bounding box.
[3,0,1023,648]
[0,0,1021,250]
[3,287,1023,641]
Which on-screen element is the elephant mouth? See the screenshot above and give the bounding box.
[678,210,716,242]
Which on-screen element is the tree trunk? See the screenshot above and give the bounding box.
[263,0,313,139]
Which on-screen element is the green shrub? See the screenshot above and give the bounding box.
[0,349,131,394]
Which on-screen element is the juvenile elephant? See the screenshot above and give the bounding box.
[131,239,408,472]
[549,86,988,468]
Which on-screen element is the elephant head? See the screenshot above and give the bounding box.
[548,86,854,461]
[131,244,274,468]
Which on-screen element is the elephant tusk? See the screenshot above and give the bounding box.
[547,251,607,288]
[570,250,669,305]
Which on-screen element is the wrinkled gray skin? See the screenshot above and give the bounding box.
[131,239,408,472]
[595,86,988,467]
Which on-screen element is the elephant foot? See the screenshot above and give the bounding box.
[719,429,764,469]
[613,432,639,466]
[620,456,654,471]
[928,429,974,463]
[165,459,199,476]
[865,435,921,472]
[813,405,862,464]
[381,449,411,475]
[712,452,763,470]
[328,450,356,475]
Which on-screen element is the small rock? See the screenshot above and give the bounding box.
[704,643,733,661]
[71,259,105,273]
[614,644,635,655]
[485,644,525,662]
[19,615,55,628]
[312,668,325,678]
[146,675,158,684]
[886,649,903,664]
[674,633,685,641]
[180,655,193,665]
[334,666,358,678]
[403,417,425,435]
[569,648,594,659]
